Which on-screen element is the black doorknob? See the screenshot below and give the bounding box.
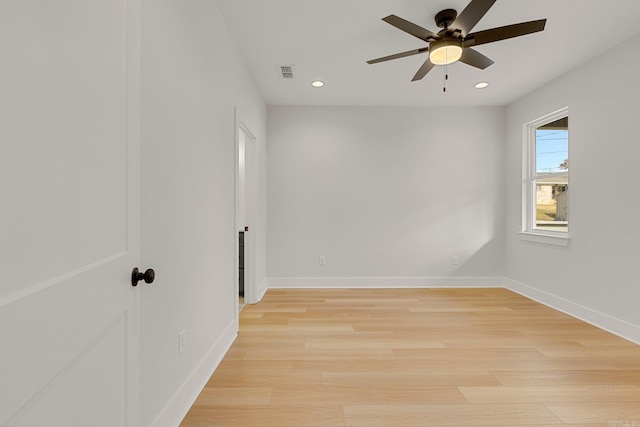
[131,267,155,287]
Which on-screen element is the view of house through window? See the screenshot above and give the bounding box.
[535,117,569,231]
[524,109,569,235]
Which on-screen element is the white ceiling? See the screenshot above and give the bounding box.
[215,0,640,107]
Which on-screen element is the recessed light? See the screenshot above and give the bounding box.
[311,80,324,88]
[475,82,489,89]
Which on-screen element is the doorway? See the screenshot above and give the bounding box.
[235,115,257,317]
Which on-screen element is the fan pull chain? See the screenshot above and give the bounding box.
[443,63,448,93]
[443,50,449,93]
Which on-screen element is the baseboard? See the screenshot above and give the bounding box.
[150,319,237,427]
[504,277,640,345]
[256,278,268,302]
[267,276,504,289]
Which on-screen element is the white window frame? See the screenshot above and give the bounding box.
[520,107,570,246]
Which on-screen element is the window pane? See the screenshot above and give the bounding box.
[536,118,568,174]
[533,116,568,232]
[535,181,568,232]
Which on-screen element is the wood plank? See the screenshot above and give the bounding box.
[547,402,640,424]
[269,385,467,406]
[190,387,272,405]
[291,359,459,374]
[343,404,562,426]
[492,369,640,386]
[460,385,640,404]
[182,405,345,427]
[321,371,502,388]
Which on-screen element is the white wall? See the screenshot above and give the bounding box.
[267,106,505,287]
[140,1,266,425]
[504,34,640,340]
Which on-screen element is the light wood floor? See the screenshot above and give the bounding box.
[180,288,640,426]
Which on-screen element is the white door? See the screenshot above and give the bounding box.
[0,1,141,426]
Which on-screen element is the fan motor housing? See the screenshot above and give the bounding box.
[435,9,458,29]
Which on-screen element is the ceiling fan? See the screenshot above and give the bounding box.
[367,0,547,82]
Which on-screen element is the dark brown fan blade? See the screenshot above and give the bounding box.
[459,47,494,69]
[450,0,496,37]
[411,57,436,81]
[367,47,429,64]
[382,15,438,42]
[465,19,547,47]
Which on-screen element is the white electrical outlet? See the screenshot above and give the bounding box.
[179,330,186,355]
[319,256,326,266]
[452,256,460,265]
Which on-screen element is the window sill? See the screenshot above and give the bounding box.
[519,231,570,247]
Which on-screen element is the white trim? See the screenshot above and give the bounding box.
[150,320,237,427]
[519,231,570,247]
[267,277,504,289]
[256,278,268,302]
[504,278,640,345]
[522,107,570,241]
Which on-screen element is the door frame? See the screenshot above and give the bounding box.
[234,109,258,322]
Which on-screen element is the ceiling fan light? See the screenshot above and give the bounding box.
[429,39,463,65]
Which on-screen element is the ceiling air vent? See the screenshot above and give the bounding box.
[278,65,294,79]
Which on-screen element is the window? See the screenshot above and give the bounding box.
[522,108,569,243]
